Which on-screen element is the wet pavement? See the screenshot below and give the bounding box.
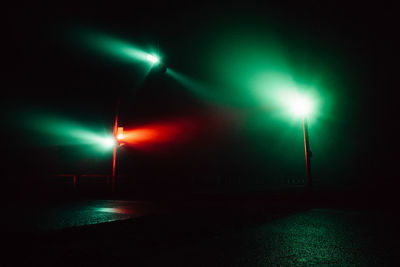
[2,196,400,266]
[145,209,398,266]
[3,200,164,231]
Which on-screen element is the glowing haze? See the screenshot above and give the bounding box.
[120,119,197,149]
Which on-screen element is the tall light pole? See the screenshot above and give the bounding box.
[110,53,166,193]
[303,117,312,192]
[289,95,314,193]
[111,99,119,193]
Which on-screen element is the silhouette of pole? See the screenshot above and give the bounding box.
[303,117,312,192]
[112,99,119,193]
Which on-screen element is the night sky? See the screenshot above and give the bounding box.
[2,1,398,194]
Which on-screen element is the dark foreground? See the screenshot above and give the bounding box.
[2,191,400,266]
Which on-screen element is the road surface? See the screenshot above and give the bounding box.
[3,197,399,266]
[3,200,164,232]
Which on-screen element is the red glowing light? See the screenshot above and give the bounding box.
[122,119,196,149]
[117,127,124,140]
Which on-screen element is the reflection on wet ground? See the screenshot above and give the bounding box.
[2,194,399,266]
[4,200,161,231]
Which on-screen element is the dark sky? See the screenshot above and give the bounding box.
[2,1,398,190]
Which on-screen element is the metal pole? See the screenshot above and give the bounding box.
[73,175,76,191]
[112,99,119,193]
[303,117,312,192]
[112,145,116,193]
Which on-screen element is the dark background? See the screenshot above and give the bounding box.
[2,1,398,199]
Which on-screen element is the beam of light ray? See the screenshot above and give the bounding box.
[202,27,330,121]
[84,32,150,63]
[121,119,197,149]
[166,68,218,102]
[22,113,115,152]
[74,29,164,76]
[74,30,167,85]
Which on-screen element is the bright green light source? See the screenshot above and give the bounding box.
[80,31,161,66]
[23,112,119,153]
[251,72,319,120]
[289,95,314,117]
[146,54,160,64]
[100,137,116,148]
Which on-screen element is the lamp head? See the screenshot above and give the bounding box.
[289,95,314,118]
[146,54,160,64]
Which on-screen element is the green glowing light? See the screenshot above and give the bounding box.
[250,72,320,120]
[203,26,329,120]
[288,95,314,117]
[146,54,160,64]
[166,68,216,102]
[100,137,116,148]
[22,112,116,152]
[88,33,148,62]
[78,30,161,68]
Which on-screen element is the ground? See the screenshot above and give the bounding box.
[3,191,400,266]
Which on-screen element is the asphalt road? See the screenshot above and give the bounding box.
[2,196,399,266]
[3,200,162,232]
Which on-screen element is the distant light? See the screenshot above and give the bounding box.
[289,95,314,117]
[117,134,124,140]
[146,54,160,64]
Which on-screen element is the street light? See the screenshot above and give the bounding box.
[146,54,160,64]
[302,116,312,193]
[110,53,166,193]
[289,95,314,192]
[117,127,124,140]
[101,137,116,148]
[147,54,167,74]
[289,96,313,118]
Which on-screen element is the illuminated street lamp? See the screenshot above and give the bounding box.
[82,33,168,192]
[110,52,166,193]
[289,95,314,192]
[147,53,167,74]
[111,123,124,193]
[146,54,160,64]
[117,127,124,141]
[302,116,312,192]
[111,107,119,193]
[102,137,116,148]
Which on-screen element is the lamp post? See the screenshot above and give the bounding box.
[303,117,312,192]
[289,94,314,193]
[110,53,166,193]
[111,99,119,193]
